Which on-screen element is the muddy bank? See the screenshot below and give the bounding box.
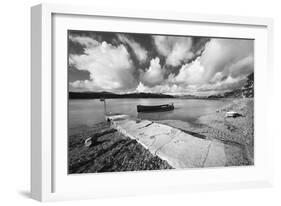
[68,122,172,174]
[157,98,254,166]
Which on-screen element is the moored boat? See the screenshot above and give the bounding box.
[137,103,174,113]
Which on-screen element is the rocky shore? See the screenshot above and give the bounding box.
[68,122,172,174]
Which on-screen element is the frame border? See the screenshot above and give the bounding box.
[31,3,274,201]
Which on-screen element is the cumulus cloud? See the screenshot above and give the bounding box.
[135,81,202,95]
[69,40,138,92]
[117,34,148,63]
[136,74,245,96]
[165,38,254,94]
[200,38,254,81]
[197,76,246,92]
[168,58,205,85]
[228,55,254,78]
[68,31,254,95]
[69,35,99,48]
[153,36,193,66]
[140,57,164,87]
[136,81,178,94]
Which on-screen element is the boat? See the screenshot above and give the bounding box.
[225,111,242,118]
[137,103,174,113]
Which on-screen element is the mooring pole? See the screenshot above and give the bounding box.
[103,99,107,115]
[100,97,107,116]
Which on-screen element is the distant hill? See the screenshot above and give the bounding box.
[208,73,254,99]
[69,91,175,99]
[175,94,205,99]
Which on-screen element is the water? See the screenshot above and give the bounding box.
[69,98,231,130]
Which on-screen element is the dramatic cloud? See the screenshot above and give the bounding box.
[68,31,254,96]
[228,54,254,78]
[135,81,178,94]
[135,81,200,95]
[168,58,205,85]
[153,36,193,66]
[69,35,99,48]
[200,39,254,81]
[140,57,164,87]
[165,38,254,94]
[69,40,138,92]
[117,34,148,63]
[197,76,246,92]
[136,75,245,96]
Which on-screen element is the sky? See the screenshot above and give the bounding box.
[68,30,254,96]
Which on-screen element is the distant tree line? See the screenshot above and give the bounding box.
[69,91,175,99]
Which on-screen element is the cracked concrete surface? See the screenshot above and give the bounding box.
[108,115,244,169]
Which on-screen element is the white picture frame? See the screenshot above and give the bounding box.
[31,3,274,202]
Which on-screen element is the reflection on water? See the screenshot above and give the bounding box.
[69,98,231,130]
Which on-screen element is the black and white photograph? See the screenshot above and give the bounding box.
[68,30,254,174]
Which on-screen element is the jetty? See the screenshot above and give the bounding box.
[106,114,246,169]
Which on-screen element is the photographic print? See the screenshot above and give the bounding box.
[68,30,254,174]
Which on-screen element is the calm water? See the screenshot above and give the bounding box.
[69,98,231,130]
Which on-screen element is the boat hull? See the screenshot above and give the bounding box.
[137,104,174,113]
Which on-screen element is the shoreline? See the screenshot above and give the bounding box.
[68,98,254,173]
[157,98,254,165]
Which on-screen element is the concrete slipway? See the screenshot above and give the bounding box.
[107,114,244,169]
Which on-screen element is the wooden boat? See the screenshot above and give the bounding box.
[137,103,174,113]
